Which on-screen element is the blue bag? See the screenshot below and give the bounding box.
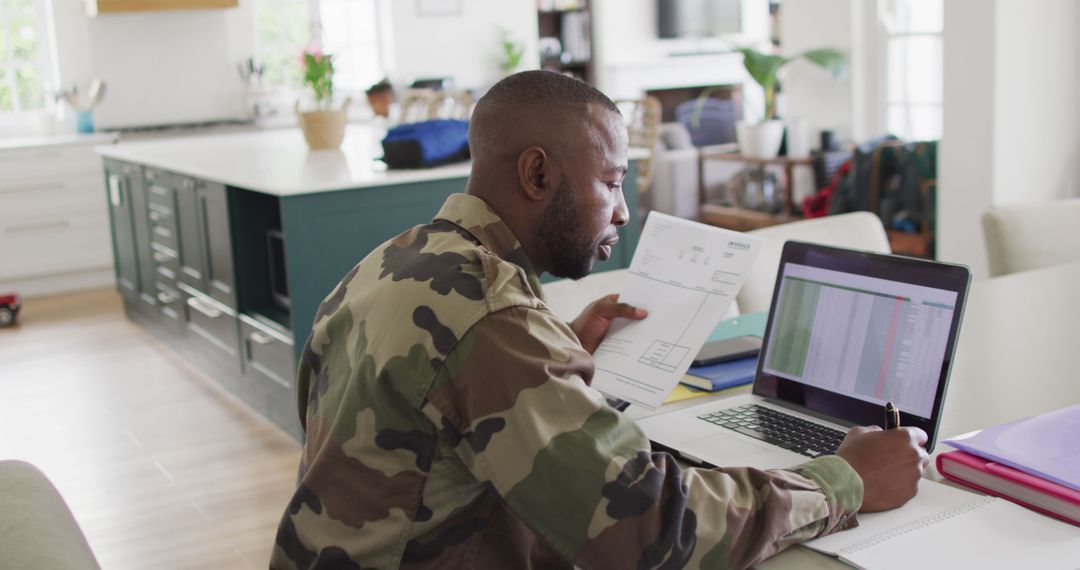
[381,119,470,169]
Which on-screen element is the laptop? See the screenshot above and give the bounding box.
[637,241,971,469]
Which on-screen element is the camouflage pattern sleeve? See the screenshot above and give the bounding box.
[421,305,863,570]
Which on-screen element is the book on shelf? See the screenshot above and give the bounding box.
[937,450,1080,527]
[679,356,757,392]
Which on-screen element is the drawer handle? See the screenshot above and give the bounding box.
[250,331,275,345]
[4,219,71,234]
[157,292,177,305]
[109,175,123,207]
[0,182,65,194]
[186,296,222,318]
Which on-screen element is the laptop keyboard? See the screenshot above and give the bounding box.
[697,404,847,458]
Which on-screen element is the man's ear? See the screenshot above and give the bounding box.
[518,146,550,202]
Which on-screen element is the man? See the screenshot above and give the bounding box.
[271,71,929,569]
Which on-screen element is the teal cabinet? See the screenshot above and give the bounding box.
[240,314,300,439]
[103,159,639,442]
[104,161,139,301]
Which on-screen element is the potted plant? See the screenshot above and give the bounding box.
[296,46,350,150]
[734,46,847,159]
[365,78,394,118]
[498,28,525,77]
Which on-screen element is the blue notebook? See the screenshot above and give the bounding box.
[681,356,758,392]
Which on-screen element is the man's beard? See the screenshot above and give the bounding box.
[538,176,600,280]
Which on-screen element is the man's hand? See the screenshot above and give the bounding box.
[570,294,648,354]
[835,425,930,513]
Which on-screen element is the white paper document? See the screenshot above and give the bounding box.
[592,212,763,409]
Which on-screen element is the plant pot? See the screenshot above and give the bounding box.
[736,119,785,160]
[366,90,393,118]
[297,97,351,150]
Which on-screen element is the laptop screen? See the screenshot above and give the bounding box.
[753,242,971,449]
[762,262,957,419]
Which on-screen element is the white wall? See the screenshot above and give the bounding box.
[44,0,538,130]
[591,0,768,68]
[938,0,996,278]
[779,0,854,142]
[939,0,1080,278]
[388,0,538,93]
[992,0,1080,204]
[50,2,252,129]
[590,0,768,114]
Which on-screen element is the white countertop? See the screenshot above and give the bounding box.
[95,123,651,197]
[95,124,473,196]
[0,132,119,151]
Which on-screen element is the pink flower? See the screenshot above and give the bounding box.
[299,44,323,66]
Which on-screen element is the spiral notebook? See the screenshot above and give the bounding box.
[803,478,1080,570]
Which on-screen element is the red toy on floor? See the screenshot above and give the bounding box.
[0,293,21,327]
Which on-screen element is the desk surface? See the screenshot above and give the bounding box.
[764,261,1080,568]
[551,261,1080,568]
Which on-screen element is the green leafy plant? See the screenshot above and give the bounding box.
[738,46,847,122]
[301,46,335,108]
[499,28,525,74]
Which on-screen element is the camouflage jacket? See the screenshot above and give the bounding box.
[271,193,863,570]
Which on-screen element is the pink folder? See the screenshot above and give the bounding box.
[937,450,1080,527]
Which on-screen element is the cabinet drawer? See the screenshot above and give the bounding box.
[147,205,178,251]
[185,290,240,357]
[180,285,242,387]
[0,145,102,182]
[0,179,105,221]
[240,315,300,438]
[240,316,295,388]
[151,243,180,285]
[155,283,185,330]
[144,175,175,211]
[0,209,112,280]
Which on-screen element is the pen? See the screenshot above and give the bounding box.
[885,401,900,430]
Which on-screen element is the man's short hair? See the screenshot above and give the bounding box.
[476,70,620,115]
[469,71,621,159]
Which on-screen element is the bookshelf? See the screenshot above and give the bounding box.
[536,0,594,84]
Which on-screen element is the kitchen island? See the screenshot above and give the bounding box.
[97,124,642,439]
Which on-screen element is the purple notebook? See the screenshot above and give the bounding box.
[944,404,1080,493]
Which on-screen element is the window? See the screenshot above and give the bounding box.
[255,0,385,94]
[880,0,943,141]
[0,0,54,114]
[255,0,314,88]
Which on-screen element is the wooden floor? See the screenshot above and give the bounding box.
[0,288,302,569]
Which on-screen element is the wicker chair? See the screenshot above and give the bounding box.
[615,96,662,195]
[398,89,474,123]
